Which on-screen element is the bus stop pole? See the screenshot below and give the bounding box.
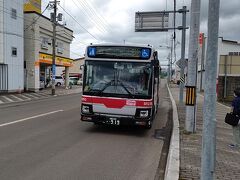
[201,0,220,179]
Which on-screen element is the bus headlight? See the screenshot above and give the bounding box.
[81,104,92,114]
[135,108,151,119]
[140,110,149,118]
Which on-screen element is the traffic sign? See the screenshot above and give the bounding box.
[135,11,169,32]
[180,76,185,83]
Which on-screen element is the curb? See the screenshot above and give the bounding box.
[164,84,180,180]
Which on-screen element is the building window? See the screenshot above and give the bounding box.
[12,47,17,56]
[11,8,17,19]
[41,37,49,49]
[57,42,63,54]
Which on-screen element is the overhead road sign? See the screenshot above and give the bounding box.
[135,11,169,32]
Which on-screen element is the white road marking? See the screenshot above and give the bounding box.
[30,93,42,97]
[18,94,31,100]
[37,93,49,97]
[217,102,231,110]
[10,95,24,101]
[0,100,3,104]
[2,96,14,102]
[0,110,64,127]
[23,93,39,99]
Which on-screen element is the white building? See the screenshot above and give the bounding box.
[0,0,24,93]
[24,1,73,91]
[197,36,240,91]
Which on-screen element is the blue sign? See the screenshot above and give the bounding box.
[52,64,56,80]
[88,47,96,57]
[141,48,150,59]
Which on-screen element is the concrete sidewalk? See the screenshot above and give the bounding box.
[169,85,240,180]
[39,85,82,96]
[0,86,82,105]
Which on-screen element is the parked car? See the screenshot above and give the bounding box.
[46,76,64,87]
[40,76,45,89]
[77,78,83,86]
[55,76,65,86]
[69,77,78,85]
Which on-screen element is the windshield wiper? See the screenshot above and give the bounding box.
[88,80,113,95]
[88,80,134,98]
[118,81,134,98]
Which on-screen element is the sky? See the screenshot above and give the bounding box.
[42,0,240,66]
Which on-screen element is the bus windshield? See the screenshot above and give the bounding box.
[83,61,152,99]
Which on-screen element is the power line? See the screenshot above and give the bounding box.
[78,0,109,32]
[78,0,110,32]
[83,0,110,28]
[0,5,82,47]
[0,31,23,38]
[0,2,81,58]
[0,31,81,57]
[58,4,100,41]
[70,0,107,34]
[0,5,52,28]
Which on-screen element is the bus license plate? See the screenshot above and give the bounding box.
[108,117,120,125]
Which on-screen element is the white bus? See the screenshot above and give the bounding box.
[81,44,160,129]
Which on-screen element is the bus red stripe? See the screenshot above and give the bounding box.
[82,96,152,108]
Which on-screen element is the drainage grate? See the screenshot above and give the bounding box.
[154,128,166,140]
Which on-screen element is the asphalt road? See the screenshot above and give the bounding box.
[0,81,171,180]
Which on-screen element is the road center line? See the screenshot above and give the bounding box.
[0,110,64,127]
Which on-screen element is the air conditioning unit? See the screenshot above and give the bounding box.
[41,43,48,50]
[57,48,63,54]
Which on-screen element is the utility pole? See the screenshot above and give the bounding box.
[170,36,173,82]
[199,33,205,92]
[51,0,57,96]
[201,0,220,179]
[185,0,201,132]
[179,6,187,104]
[173,0,176,40]
[167,54,170,83]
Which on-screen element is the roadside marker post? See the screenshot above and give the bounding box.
[185,86,196,106]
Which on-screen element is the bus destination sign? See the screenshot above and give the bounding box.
[87,46,151,60]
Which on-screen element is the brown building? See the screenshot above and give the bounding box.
[218,54,240,101]
[69,57,85,78]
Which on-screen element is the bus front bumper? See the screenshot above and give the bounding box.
[81,114,151,126]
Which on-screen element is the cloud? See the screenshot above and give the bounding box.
[42,0,240,62]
